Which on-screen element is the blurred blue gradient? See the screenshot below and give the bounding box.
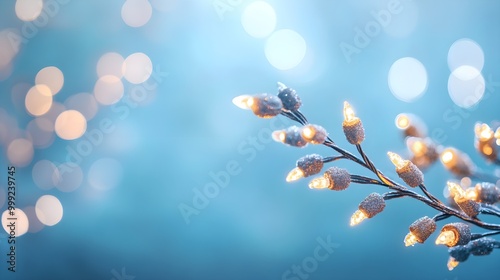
[1,0,500,279]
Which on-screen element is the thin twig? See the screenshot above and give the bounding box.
[279,108,500,231]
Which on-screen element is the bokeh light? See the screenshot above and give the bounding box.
[121,0,153,28]
[388,57,428,102]
[35,195,64,226]
[32,160,59,190]
[25,84,53,116]
[2,208,29,237]
[448,65,485,108]
[96,52,125,78]
[88,158,124,191]
[55,110,87,140]
[122,52,152,84]
[15,0,43,21]
[0,62,12,81]
[265,29,307,70]
[448,38,484,72]
[35,66,64,95]
[0,29,21,69]
[7,138,34,167]
[94,75,124,105]
[64,92,99,121]
[55,164,83,192]
[241,1,277,38]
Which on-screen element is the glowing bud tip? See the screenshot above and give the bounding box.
[286,167,304,182]
[404,232,418,247]
[309,177,330,189]
[343,101,356,122]
[435,230,456,246]
[350,210,367,226]
[232,95,254,110]
[387,151,407,170]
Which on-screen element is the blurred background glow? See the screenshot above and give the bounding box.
[93,75,124,105]
[388,57,428,102]
[121,0,153,28]
[54,110,87,140]
[241,1,276,38]
[35,195,63,226]
[1,1,500,279]
[35,66,64,95]
[2,209,29,237]
[15,0,44,22]
[448,38,484,72]
[122,52,152,84]
[265,29,307,70]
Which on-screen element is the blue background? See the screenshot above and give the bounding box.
[1,0,499,279]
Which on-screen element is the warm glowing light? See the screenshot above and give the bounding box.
[387,151,407,170]
[495,127,500,140]
[447,181,465,199]
[404,232,418,247]
[301,125,315,140]
[121,0,153,27]
[308,177,330,189]
[440,149,455,164]
[395,114,410,129]
[272,130,286,143]
[343,101,357,122]
[407,137,427,157]
[35,195,63,226]
[97,52,125,78]
[286,167,304,182]
[2,209,29,236]
[15,0,43,21]
[482,145,493,156]
[447,257,460,271]
[54,110,87,140]
[25,84,53,116]
[232,95,254,110]
[475,123,494,141]
[465,187,478,201]
[122,52,152,84]
[94,75,124,105]
[350,210,367,226]
[435,230,456,246]
[7,138,34,167]
[35,66,64,95]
